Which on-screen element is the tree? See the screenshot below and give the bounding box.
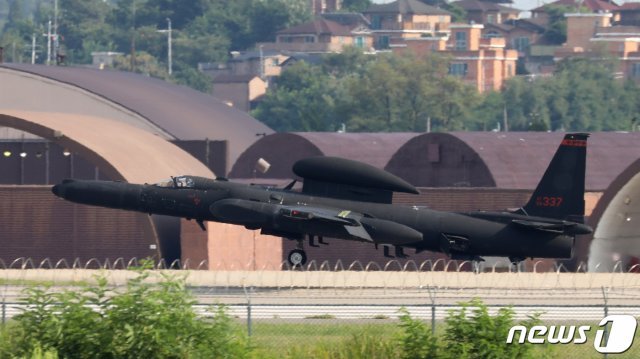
[0,0,39,63]
[419,0,467,22]
[342,0,372,12]
[346,55,407,131]
[253,61,338,131]
[58,0,114,63]
[542,4,583,45]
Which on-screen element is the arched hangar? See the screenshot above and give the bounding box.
[0,110,213,263]
[0,64,273,174]
[226,131,640,270]
[0,63,274,266]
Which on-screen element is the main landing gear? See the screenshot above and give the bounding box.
[287,235,328,267]
[288,249,307,267]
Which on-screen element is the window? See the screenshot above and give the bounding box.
[377,35,390,49]
[483,31,501,39]
[513,37,530,52]
[355,36,365,48]
[280,36,293,43]
[449,63,468,77]
[633,63,640,78]
[175,176,195,188]
[487,14,496,24]
[153,176,194,188]
[455,31,467,51]
[372,15,382,30]
[305,36,315,43]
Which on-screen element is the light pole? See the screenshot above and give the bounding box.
[157,18,172,75]
[259,44,264,79]
[53,0,58,62]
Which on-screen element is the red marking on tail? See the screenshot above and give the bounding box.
[561,139,587,147]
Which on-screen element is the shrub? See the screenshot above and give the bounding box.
[397,307,439,359]
[1,271,251,359]
[442,298,543,359]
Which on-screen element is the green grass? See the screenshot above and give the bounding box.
[247,319,640,359]
[0,279,90,287]
[249,320,400,357]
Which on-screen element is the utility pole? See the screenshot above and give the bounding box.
[44,20,52,65]
[31,34,36,64]
[157,18,172,75]
[130,0,137,72]
[167,18,172,75]
[53,0,58,62]
[259,44,264,79]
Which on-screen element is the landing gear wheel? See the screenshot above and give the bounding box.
[288,249,307,267]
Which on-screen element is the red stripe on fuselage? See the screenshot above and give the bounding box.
[561,139,587,147]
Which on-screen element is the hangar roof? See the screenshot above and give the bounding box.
[452,132,640,191]
[388,132,640,191]
[228,132,417,179]
[0,64,273,166]
[0,110,214,183]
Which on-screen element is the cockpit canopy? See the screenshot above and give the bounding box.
[153,176,195,188]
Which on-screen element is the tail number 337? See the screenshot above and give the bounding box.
[535,196,563,207]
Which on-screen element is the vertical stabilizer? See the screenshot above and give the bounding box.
[521,133,588,222]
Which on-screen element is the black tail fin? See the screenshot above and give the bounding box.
[521,133,588,222]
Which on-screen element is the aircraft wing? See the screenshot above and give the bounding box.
[210,199,423,245]
[280,205,423,245]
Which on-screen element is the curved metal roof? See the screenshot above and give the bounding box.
[452,132,640,191]
[0,110,214,183]
[1,64,273,166]
[586,159,640,270]
[389,132,640,191]
[228,132,417,179]
[0,110,216,262]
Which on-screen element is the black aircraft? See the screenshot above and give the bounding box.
[52,133,592,266]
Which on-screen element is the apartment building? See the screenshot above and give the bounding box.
[259,18,373,53]
[554,13,640,82]
[363,0,452,49]
[392,23,518,92]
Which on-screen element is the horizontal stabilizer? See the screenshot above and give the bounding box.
[512,219,565,233]
[511,219,592,235]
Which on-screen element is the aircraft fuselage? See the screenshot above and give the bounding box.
[52,178,585,261]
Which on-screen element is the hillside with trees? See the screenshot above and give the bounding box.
[254,49,640,133]
[2,0,639,133]
[0,0,310,91]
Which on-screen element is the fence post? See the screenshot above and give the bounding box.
[1,300,5,326]
[601,286,609,359]
[243,285,252,337]
[427,286,436,335]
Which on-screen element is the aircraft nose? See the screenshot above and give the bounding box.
[51,179,74,198]
[51,184,64,197]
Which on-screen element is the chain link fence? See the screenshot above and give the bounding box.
[1,258,639,357]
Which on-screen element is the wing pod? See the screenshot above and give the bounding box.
[358,217,423,245]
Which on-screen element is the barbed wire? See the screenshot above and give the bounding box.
[1,257,639,273]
